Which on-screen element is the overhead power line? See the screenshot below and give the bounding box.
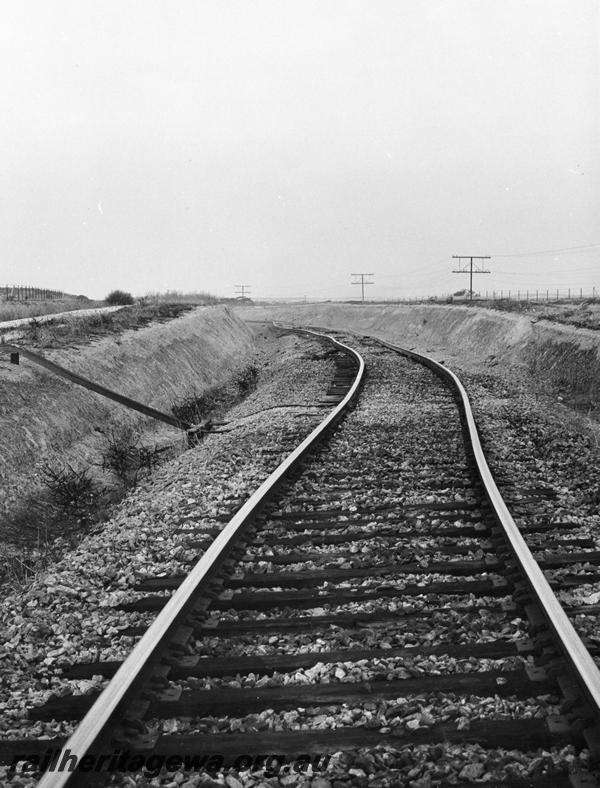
[493,243,600,258]
[235,284,251,298]
[497,266,600,277]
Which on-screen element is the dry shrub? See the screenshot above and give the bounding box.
[2,459,101,553]
[100,426,161,487]
[41,460,98,513]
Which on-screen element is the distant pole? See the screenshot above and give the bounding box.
[351,273,374,302]
[235,284,251,299]
[452,256,491,301]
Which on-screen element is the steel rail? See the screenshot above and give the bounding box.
[0,342,190,430]
[374,336,600,718]
[36,330,364,788]
[272,322,600,716]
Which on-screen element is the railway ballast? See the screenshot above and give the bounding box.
[1,326,600,787]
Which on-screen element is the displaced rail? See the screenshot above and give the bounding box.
[3,326,600,786]
[0,343,193,431]
[377,336,600,726]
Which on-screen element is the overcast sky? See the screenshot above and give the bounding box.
[2,1,598,300]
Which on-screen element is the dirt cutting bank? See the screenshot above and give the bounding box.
[0,306,255,527]
[240,302,600,408]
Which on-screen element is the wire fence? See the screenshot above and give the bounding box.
[265,287,600,305]
[376,287,599,305]
[481,287,597,303]
[2,285,64,302]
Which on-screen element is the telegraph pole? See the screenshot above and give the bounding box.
[235,284,251,299]
[351,273,374,302]
[452,256,490,301]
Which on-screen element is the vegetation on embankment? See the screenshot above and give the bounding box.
[461,297,600,331]
[0,306,256,559]
[142,289,220,304]
[171,362,259,426]
[0,296,98,323]
[12,301,195,348]
[105,289,135,305]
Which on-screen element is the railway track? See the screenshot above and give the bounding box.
[2,326,600,787]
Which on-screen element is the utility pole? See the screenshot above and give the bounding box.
[351,273,374,302]
[452,256,490,301]
[235,284,251,299]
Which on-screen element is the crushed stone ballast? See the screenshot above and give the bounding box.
[3,326,600,787]
[27,328,364,788]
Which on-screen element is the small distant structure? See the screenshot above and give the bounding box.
[451,289,481,302]
[235,284,251,299]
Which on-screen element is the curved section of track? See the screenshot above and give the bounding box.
[376,337,600,718]
[9,325,600,786]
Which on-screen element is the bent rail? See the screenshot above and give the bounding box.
[0,343,189,430]
[374,336,600,722]
[36,330,364,788]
